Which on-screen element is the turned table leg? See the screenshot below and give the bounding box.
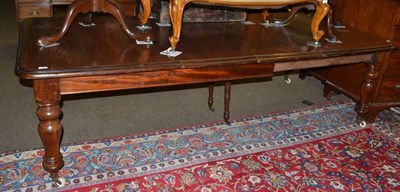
[34,79,65,185]
[208,83,215,112]
[224,81,231,124]
[356,54,379,127]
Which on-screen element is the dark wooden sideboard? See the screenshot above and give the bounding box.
[15,0,136,21]
[307,0,400,122]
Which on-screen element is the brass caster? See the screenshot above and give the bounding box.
[224,111,230,125]
[357,116,367,128]
[55,177,66,187]
[358,120,367,128]
[209,108,215,112]
[285,77,292,84]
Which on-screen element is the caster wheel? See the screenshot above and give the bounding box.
[56,177,66,187]
[209,108,215,112]
[358,120,367,128]
[285,78,292,84]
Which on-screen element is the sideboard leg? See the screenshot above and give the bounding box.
[34,79,64,183]
[224,81,231,124]
[322,83,335,100]
[356,54,379,127]
[208,83,215,112]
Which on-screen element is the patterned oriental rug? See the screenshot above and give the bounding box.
[1,100,400,192]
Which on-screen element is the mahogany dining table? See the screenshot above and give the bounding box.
[15,13,393,184]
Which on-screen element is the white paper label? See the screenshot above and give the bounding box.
[156,22,172,27]
[242,21,255,25]
[160,47,182,57]
[136,40,153,45]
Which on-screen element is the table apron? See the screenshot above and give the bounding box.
[274,54,373,72]
[60,63,274,95]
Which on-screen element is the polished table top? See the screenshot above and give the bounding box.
[16,13,393,79]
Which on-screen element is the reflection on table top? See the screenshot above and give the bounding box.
[16,13,393,79]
